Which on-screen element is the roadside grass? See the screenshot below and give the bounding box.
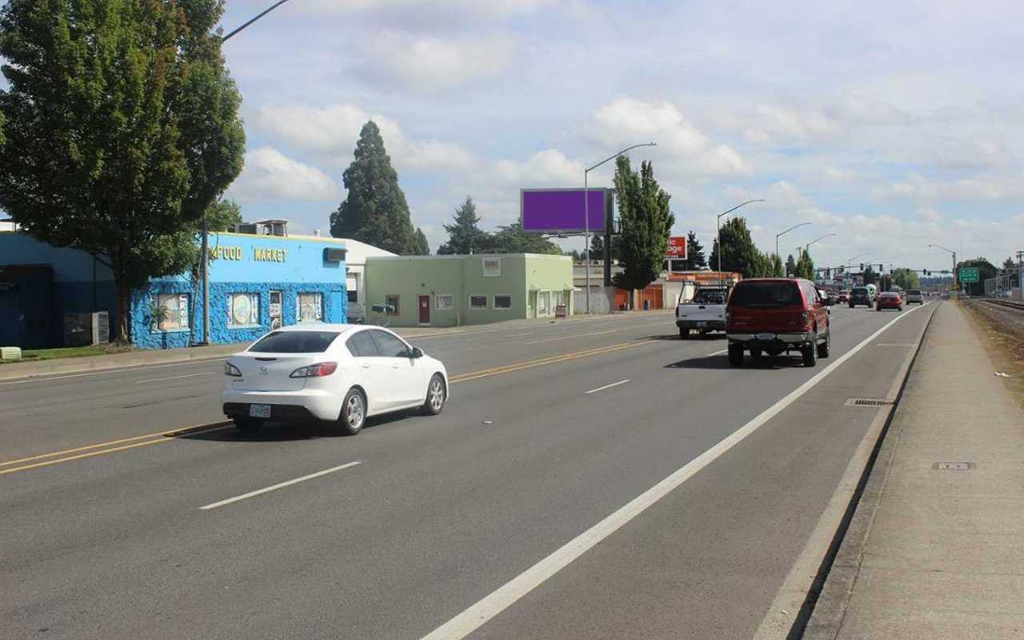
[960,300,1024,408]
[0,343,133,365]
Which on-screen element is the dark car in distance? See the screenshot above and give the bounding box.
[725,278,831,367]
[848,286,873,308]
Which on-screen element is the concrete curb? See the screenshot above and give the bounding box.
[0,345,244,382]
[797,304,939,639]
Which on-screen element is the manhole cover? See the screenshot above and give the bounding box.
[844,398,894,407]
[933,462,975,471]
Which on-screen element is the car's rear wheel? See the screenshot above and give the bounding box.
[728,343,744,367]
[339,388,366,436]
[422,374,447,416]
[680,328,689,340]
[233,416,263,433]
[817,329,830,358]
[802,333,818,367]
[750,347,763,359]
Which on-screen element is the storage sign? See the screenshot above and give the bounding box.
[666,236,687,260]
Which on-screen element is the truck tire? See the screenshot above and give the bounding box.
[728,343,744,367]
[802,334,818,367]
[680,328,689,340]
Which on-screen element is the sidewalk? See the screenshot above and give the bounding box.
[0,310,672,381]
[806,302,1024,639]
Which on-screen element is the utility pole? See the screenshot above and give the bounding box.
[197,0,293,345]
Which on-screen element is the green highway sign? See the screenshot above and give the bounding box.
[958,267,980,283]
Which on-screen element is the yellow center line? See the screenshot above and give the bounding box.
[1,337,665,477]
[0,423,233,476]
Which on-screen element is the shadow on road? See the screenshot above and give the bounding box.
[169,413,414,443]
[665,353,802,370]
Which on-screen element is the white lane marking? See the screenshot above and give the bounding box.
[709,349,728,356]
[418,304,929,640]
[508,333,533,338]
[200,461,362,511]
[135,372,215,385]
[0,356,229,387]
[875,343,916,347]
[584,379,630,395]
[524,328,620,345]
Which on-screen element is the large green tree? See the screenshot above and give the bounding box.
[684,231,707,270]
[770,253,785,277]
[892,268,920,291]
[794,249,815,279]
[485,221,561,254]
[956,258,997,296]
[330,120,421,255]
[0,0,245,340]
[785,254,797,277]
[437,196,487,255]
[708,217,763,278]
[413,228,430,255]
[589,234,621,262]
[612,156,674,296]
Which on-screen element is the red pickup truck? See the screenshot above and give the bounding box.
[725,278,831,367]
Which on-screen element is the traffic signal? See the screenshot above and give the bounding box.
[860,263,864,270]
[923,269,929,276]
[878,264,884,273]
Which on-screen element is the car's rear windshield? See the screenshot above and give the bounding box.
[729,282,802,308]
[249,331,340,353]
[852,287,868,295]
[691,289,726,304]
[909,290,921,295]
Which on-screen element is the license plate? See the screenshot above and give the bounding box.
[696,321,707,327]
[249,404,271,419]
[756,333,776,340]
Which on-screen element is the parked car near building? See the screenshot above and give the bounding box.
[726,278,831,367]
[223,324,448,435]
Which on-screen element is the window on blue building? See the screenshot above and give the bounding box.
[154,294,189,332]
[297,292,323,322]
[228,293,260,327]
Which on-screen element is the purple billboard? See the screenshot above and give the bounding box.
[520,188,609,233]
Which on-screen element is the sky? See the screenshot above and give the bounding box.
[216,0,1024,271]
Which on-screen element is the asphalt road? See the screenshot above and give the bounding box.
[0,303,936,639]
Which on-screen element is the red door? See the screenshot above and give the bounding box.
[418,295,431,325]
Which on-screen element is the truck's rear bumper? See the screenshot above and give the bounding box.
[728,332,812,345]
[677,320,725,330]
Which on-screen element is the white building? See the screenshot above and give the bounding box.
[330,237,397,322]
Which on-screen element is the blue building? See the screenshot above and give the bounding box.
[0,225,348,349]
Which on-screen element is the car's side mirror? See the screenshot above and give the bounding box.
[410,347,424,359]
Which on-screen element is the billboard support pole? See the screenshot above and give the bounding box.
[583,143,657,313]
[584,170,590,314]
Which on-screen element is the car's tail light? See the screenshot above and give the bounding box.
[290,362,338,378]
[676,307,679,318]
[801,311,811,327]
[225,362,242,377]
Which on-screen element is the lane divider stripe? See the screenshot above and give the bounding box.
[418,304,930,640]
[200,461,362,510]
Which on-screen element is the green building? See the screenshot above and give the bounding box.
[364,254,574,327]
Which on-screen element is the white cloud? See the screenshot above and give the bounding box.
[255,103,475,171]
[823,166,856,182]
[227,147,339,203]
[353,33,517,91]
[593,97,751,177]
[875,173,1024,204]
[916,207,943,222]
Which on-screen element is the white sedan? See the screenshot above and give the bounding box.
[222,324,448,435]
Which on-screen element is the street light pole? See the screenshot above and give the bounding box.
[194,1,293,345]
[717,199,765,287]
[929,244,958,294]
[775,222,811,275]
[583,142,656,313]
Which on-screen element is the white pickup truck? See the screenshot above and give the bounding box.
[676,286,728,339]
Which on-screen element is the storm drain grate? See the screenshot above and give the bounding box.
[844,398,894,408]
[933,462,975,471]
